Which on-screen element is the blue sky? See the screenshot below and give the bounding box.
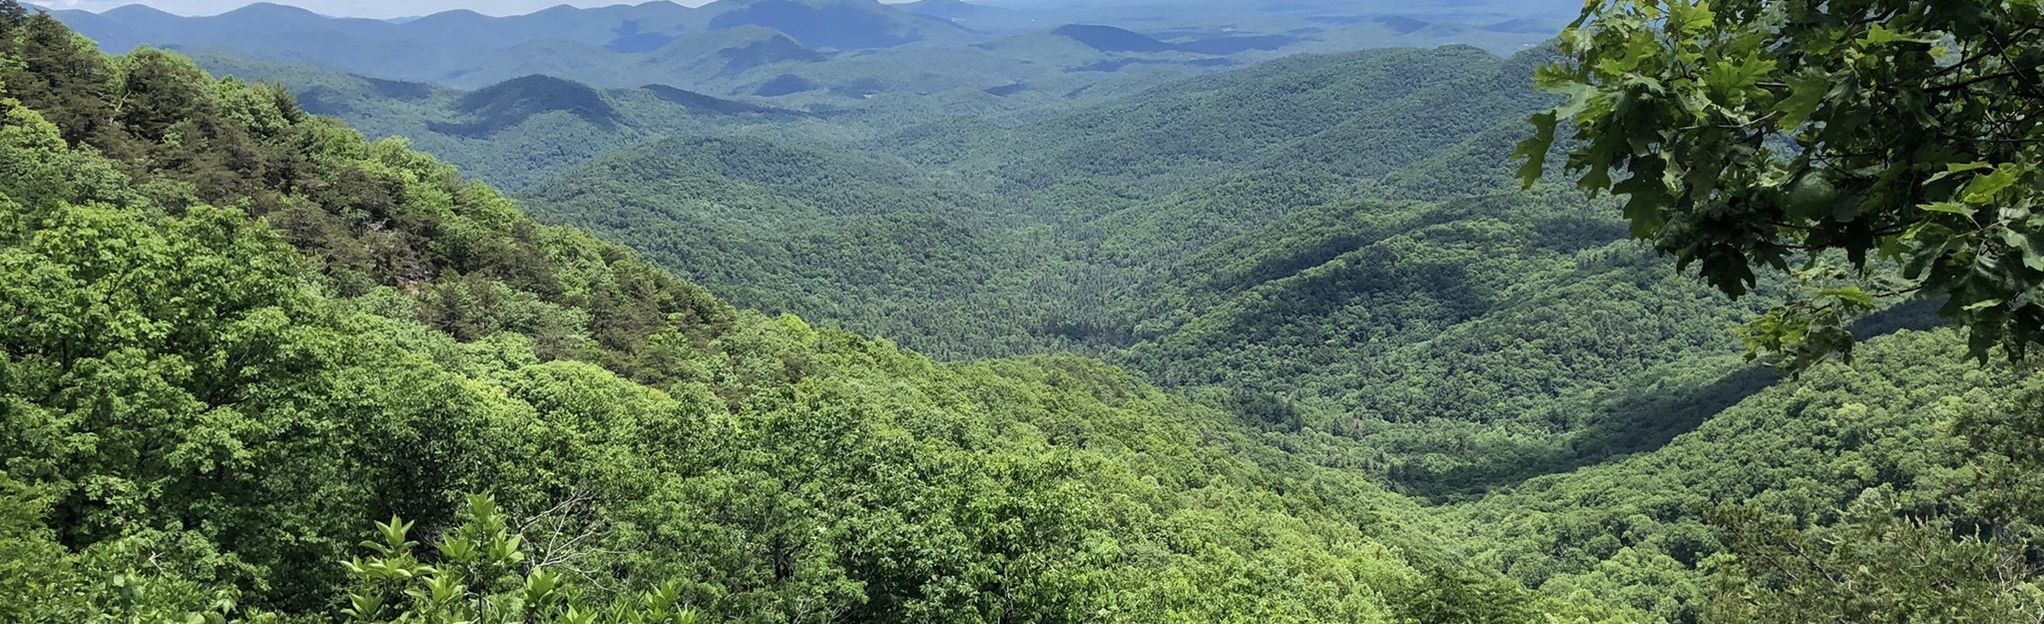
[37,1,739,18]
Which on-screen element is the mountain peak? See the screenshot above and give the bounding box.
[624,1,695,17]
[217,2,323,18]
[531,3,585,16]
[1050,24,1173,53]
[429,73,621,138]
[99,3,180,18]
[712,0,884,7]
[901,0,1007,19]
[705,0,950,50]
[639,83,790,115]
[413,8,487,20]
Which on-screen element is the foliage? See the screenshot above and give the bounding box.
[1516,0,2044,368]
[1452,331,2042,621]
[339,494,707,624]
[497,32,2038,622]
[1705,494,2044,624]
[0,9,1631,623]
[1,3,2039,623]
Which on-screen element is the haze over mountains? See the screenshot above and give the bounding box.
[49,0,1583,190]
[49,0,1572,104]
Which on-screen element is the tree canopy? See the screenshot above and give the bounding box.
[1516,0,2044,367]
[1,1,2039,622]
[0,5,1636,622]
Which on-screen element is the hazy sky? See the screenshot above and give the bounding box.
[34,0,756,18]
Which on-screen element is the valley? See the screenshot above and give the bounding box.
[4,1,2040,623]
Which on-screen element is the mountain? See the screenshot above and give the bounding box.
[640,82,789,114]
[712,30,831,69]
[1483,17,1563,34]
[753,72,820,96]
[5,5,2035,624]
[41,1,846,87]
[638,26,830,78]
[49,4,169,50]
[1050,24,1176,53]
[428,74,624,137]
[899,0,1012,23]
[55,1,421,68]
[1372,15,1433,34]
[1448,328,2015,618]
[46,2,1227,116]
[519,45,1545,359]
[518,135,1027,349]
[508,39,2030,622]
[1169,33,1299,55]
[698,0,974,50]
[1046,24,1301,56]
[190,52,807,190]
[48,0,1571,99]
[0,11,1642,622]
[534,44,1772,507]
[883,44,1530,201]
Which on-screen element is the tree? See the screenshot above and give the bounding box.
[1516,0,2044,368]
[1705,491,2044,624]
[341,494,707,624]
[1,10,121,150]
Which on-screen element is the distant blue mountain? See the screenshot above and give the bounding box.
[1050,24,1175,53]
[754,73,821,96]
[50,0,965,83]
[1051,24,1297,56]
[428,74,623,138]
[702,0,972,50]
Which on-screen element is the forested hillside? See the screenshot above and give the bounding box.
[5,1,2041,623]
[521,44,1565,360]
[509,44,1771,505]
[0,6,1636,622]
[502,4,2041,622]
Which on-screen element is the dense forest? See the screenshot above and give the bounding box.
[0,5,1632,622]
[5,0,2042,622]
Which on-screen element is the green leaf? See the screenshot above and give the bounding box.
[2000,229,2044,271]
[1513,111,1558,188]
[1775,72,1831,127]
[1667,1,1715,35]
[1861,24,1932,46]
[1962,165,2020,203]
[1926,161,1994,184]
[1918,202,1976,218]
[1704,57,1777,99]
[1551,81,1598,119]
[1964,299,2004,312]
[1818,286,1875,307]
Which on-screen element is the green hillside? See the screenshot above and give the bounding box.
[501,41,2004,520]
[517,135,1034,355]
[4,1,2040,623]
[504,46,1568,359]
[1452,330,2040,620]
[500,18,2040,624]
[0,7,1640,623]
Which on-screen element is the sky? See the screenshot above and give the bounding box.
[35,0,735,18]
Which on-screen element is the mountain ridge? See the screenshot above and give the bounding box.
[0,12,1649,621]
